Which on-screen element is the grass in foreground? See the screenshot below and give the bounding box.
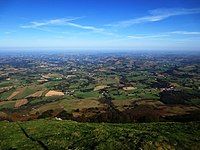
[0,119,200,150]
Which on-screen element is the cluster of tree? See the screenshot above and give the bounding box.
[150,78,170,88]
[160,89,200,104]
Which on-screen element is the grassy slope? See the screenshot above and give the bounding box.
[0,119,200,150]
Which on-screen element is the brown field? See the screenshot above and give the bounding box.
[45,90,64,97]
[26,90,44,98]
[14,99,28,108]
[7,87,27,100]
[7,91,20,100]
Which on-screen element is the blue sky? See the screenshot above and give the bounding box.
[0,0,200,51]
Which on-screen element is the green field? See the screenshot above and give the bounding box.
[0,119,200,150]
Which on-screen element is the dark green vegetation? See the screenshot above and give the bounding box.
[1,119,200,150]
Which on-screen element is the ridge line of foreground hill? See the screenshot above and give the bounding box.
[0,119,200,150]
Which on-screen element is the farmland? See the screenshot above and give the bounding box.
[0,51,199,122]
[0,51,199,149]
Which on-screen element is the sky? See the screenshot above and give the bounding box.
[0,0,200,51]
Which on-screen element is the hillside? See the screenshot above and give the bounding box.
[1,119,200,150]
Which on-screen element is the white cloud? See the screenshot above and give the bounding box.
[21,17,80,28]
[107,8,200,27]
[127,34,169,39]
[66,22,104,33]
[21,17,114,35]
[128,30,200,39]
[170,31,200,35]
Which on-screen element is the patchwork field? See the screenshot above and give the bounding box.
[0,51,199,149]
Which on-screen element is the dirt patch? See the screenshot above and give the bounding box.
[14,99,28,108]
[45,90,64,97]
